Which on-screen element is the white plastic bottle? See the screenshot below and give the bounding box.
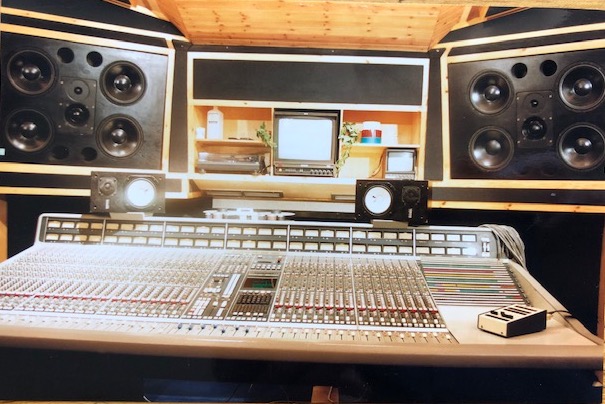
[206,107,224,139]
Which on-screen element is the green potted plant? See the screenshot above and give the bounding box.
[256,122,276,148]
[335,121,360,173]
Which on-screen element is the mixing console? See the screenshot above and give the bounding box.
[0,214,600,369]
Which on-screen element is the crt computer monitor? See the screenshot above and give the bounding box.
[385,148,416,178]
[273,109,340,168]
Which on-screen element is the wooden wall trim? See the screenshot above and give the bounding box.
[598,217,605,339]
[0,163,166,176]
[428,200,605,214]
[432,180,605,191]
[0,197,6,263]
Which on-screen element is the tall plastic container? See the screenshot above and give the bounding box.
[206,107,224,139]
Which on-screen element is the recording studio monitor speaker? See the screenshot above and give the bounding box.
[0,32,169,169]
[355,179,429,225]
[448,47,605,180]
[90,171,165,213]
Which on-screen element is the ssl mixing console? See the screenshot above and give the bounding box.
[0,214,600,369]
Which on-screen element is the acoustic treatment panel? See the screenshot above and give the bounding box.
[448,47,605,180]
[0,32,169,170]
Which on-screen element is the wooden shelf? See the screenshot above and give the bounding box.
[197,139,267,147]
[350,143,420,149]
[191,173,356,201]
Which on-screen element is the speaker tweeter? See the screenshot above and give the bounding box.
[516,91,554,148]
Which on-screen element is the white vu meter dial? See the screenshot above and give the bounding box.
[363,184,393,215]
[125,178,157,209]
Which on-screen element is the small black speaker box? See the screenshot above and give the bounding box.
[90,172,165,213]
[355,179,429,225]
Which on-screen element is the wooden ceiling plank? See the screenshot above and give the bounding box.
[429,5,468,48]
[124,0,605,53]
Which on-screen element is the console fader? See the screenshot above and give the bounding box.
[0,214,600,369]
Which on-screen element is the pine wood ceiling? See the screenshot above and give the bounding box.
[122,1,605,52]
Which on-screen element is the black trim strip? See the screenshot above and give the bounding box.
[168,41,191,173]
[431,187,605,206]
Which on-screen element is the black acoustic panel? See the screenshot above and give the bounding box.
[168,41,191,173]
[448,47,605,180]
[424,51,444,181]
[430,187,605,206]
[0,32,168,170]
[193,58,424,105]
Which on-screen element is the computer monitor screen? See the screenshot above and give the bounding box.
[386,149,415,173]
[273,110,339,166]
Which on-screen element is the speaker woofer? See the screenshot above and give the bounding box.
[7,50,56,95]
[97,115,142,158]
[558,63,605,111]
[557,123,605,170]
[469,72,512,114]
[101,61,146,105]
[469,127,514,171]
[4,109,53,152]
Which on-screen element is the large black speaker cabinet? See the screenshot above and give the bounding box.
[448,48,605,180]
[0,32,169,169]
